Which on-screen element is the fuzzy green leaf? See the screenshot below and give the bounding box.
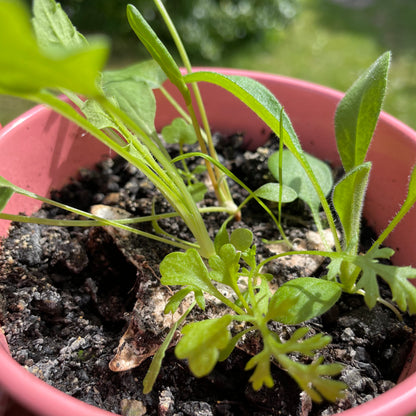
[103,60,167,89]
[100,61,167,135]
[0,0,107,97]
[332,162,371,253]
[102,79,156,135]
[184,72,302,155]
[32,0,88,52]
[335,52,391,172]
[268,150,333,213]
[267,277,342,324]
[175,316,233,377]
[254,182,298,203]
[162,118,198,145]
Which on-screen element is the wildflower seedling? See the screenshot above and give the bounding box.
[1,0,416,404]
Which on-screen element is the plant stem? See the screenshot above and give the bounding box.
[152,0,238,215]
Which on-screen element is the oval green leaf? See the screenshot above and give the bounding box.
[254,182,298,203]
[267,277,341,324]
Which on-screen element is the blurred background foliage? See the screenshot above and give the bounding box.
[54,0,299,62]
[1,0,415,130]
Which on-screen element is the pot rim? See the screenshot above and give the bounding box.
[0,69,416,416]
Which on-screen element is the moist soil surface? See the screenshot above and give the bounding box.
[0,135,414,416]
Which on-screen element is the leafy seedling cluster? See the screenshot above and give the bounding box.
[1,0,416,405]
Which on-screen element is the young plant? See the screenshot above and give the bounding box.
[1,0,416,406]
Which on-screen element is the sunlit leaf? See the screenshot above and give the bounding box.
[267,277,341,324]
[335,52,390,172]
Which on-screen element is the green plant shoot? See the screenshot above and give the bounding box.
[1,0,416,406]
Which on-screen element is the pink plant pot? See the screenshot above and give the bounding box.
[1,69,416,416]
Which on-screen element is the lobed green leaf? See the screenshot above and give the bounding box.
[354,251,416,314]
[160,249,218,298]
[175,316,233,377]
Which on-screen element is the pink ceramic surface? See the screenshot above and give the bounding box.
[0,69,416,416]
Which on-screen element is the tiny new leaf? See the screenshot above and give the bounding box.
[254,182,298,203]
[175,315,233,377]
[245,349,274,390]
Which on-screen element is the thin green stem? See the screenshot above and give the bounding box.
[152,0,237,214]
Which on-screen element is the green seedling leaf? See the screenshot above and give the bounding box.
[218,329,251,362]
[278,355,346,403]
[268,150,333,215]
[164,287,193,314]
[254,182,298,203]
[214,223,230,254]
[100,61,168,135]
[0,177,18,212]
[102,78,156,136]
[276,328,332,357]
[160,249,219,299]
[230,228,253,252]
[253,278,273,316]
[187,182,207,203]
[354,251,416,314]
[246,349,274,390]
[175,315,233,377]
[103,60,167,89]
[332,162,371,253]
[267,277,342,324]
[0,0,108,97]
[209,244,240,287]
[126,4,188,98]
[335,52,391,172]
[32,0,88,52]
[162,118,198,145]
[184,72,302,155]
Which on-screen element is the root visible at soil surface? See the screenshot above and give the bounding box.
[0,135,414,416]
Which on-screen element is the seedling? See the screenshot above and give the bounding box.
[1,0,416,405]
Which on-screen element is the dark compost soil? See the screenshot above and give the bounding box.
[0,135,414,416]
